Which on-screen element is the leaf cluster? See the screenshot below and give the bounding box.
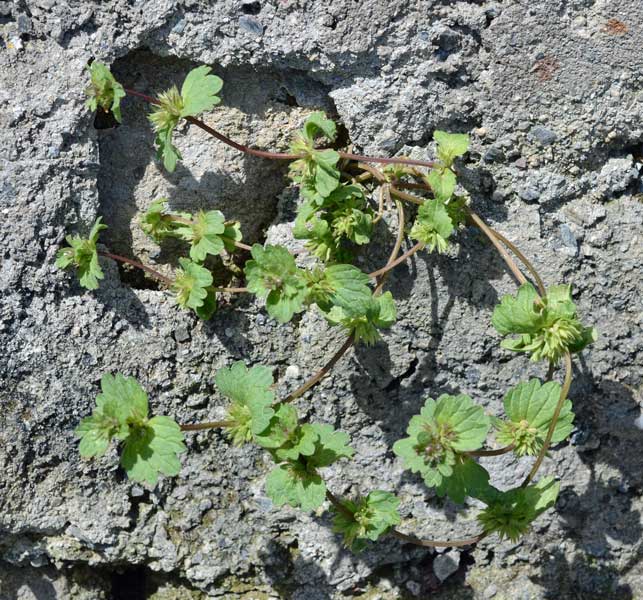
[409,131,470,253]
[494,379,574,456]
[393,393,491,503]
[477,476,560,541]
[331,490,401,551]
[141,199,241,262]
[289,113,373,262]
[492,282,597,363]
[148,66,223,171]
[75,373,186,485]
[55,217,107,290]
[215,361,354,511]
[84,61,126,123]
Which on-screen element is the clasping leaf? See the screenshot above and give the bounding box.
[331,490,401,551]
[324,291,396,345]
[410,199,454,253]
[492,283,597,364]
[245,244,308,323]
[495,379,574,456]
[215,361,275,445]
[149,65,223,172]
[75,373,186,486]
[393,394,490,500]
[172,258,217,319]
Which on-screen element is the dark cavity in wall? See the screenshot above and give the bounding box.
[111,566,147,600]
[96,49,335,288]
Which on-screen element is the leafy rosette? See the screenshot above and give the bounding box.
[393,394,490,501]
[76,374,186,486]
[492,283,596,364]
[245,244,308,323]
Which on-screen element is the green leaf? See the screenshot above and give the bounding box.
[244,244,308,323]
[75,372,148,458]
[491,283,543,336]
[436,457,492,504]
[180,65,223,117]
[172,258,213,312]
[120,416,186,485]
[434,130,469,167]
[265,463,326,512]
[324,291,397,345]
[495,379,573,456]
[221,221,243,253]
[303,111,337,143]
[306,264,372,312]
[492,283,596,364]
[477,476,560,542]
[195,287,217,321]
[331,207,373,245]
[410,199,454,253]
[393,394,490,492]
[215,361,275,445]
[332,490,401,551]
[174,210,226,262]
[85,62,126,123]
[273,423,319,462]
[56,217,107,290]
[155,126,182,173]
[307,423,354,468]
[313,149,341,196]
[426,168,456,202]
[255,404,300,449]
[140,199,181,240]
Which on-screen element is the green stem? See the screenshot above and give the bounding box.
[522,352,573,486]
[97,251,174,286]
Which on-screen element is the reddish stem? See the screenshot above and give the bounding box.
[124,88,436,168]
[98,250,173,286]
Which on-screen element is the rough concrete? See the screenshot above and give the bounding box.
[1,0,643,598]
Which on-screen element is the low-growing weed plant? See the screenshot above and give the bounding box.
[57,61,596,551]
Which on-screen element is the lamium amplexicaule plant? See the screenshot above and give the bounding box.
[57,61,597,552]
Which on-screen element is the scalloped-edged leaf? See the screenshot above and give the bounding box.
[265,463,326,512]
[434,130,469,167]
[173,258,213,311]
[120,416,186,485]
[180,65,223,117]
[245,244,308,323]
[331,490,401,551]
[393,394,490,492]
[496,379,573,456]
